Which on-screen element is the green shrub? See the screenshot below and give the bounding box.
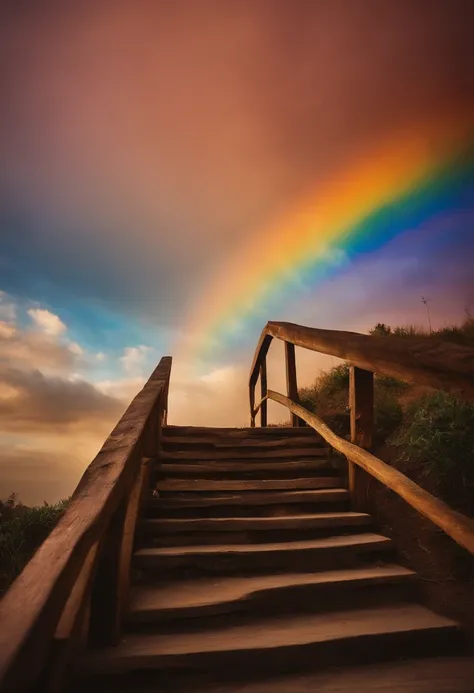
[390,391,474,510]
[369,315,474,347]
[374,387,403,442]
[299,364,349,413]
[0,498,68,593]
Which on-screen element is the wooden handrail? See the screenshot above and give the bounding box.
[268,389,474,556]
[0,357,172,693]
[249,321,474,401]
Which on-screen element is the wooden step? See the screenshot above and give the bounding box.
[150,488,349,509]
[156,459,338,475]
[81,604,460,676]
[161,434,326,448]
[71,656,474,693]
[163,426,318,437]
[155,478,342,493]
[141,512,371,534]
[159,449,329,462]
[147,488,350,518]
[134,533,392,574]
[128,565,417,623]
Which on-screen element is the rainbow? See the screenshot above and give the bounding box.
[185,112,474,362]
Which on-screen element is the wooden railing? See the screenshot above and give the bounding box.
[0,357,172,693]
[249,321,474,555]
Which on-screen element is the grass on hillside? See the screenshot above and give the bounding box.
[298,315,474,513]
[0,495,68,594]
[370,313,474,345]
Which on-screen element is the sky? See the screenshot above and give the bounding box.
[1,0,473,504]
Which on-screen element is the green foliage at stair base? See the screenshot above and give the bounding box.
[0,495,68,594]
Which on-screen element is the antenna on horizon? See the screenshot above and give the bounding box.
[421,296,432,334]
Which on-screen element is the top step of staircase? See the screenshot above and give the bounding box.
[163,426,321,437]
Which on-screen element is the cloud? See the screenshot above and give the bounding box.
[68,341,84,356]
[0,291,16,322]
[0,366,124,434]
[27,307,67,336]
[120,345,151,374]
[0,320,76,373]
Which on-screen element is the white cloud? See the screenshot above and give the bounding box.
[0,321,16,339]
[27,308,67,337]
[0,292,16,322]
[96,352,106,361]
[96,377,145,402]
[120,345,151,374]
[68,341,84,356]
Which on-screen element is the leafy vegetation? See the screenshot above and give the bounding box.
[0,494,68,594]
[390,391,474,513]
[298,314,474,513]
[369,312,474,345]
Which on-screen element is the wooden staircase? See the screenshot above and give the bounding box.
[73,425,465,690]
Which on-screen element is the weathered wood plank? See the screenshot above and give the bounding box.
[77,604,460,677]
[268,389,474,555]
[163,426,318,437]
[264,322,474,399]
[0,357,172,693]
[142,512,371,534]
[260,361,268,427]
[156,460,335,474]
[127,565,416,622]
[89,457,151,646]
[348,366,374,512]
[156,478,342,492]
[44,542,99,693]
[285,341,302,426]
[152,489,349,509]
[159,448,328,461]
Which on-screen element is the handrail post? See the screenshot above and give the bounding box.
[285,342,303,426]
[348,365,374,511]
[260,360,268,427]
[250,383,256,427]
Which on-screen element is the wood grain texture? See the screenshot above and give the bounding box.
[141,512,371,534]
[268,389,474,555]
[151,489,349,509]
[0,357,172,693]
[262,321,474,399]
[260,361,268,427]
[79,604,459,675]
[159,448,328,460]
[156,460,336,474]
[285,341,302,426]
[156,478,342,492]
[349,367,374,512]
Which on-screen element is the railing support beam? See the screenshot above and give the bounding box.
[348,365,374,512]
[285,342,303,426]
[260,361,268,427]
